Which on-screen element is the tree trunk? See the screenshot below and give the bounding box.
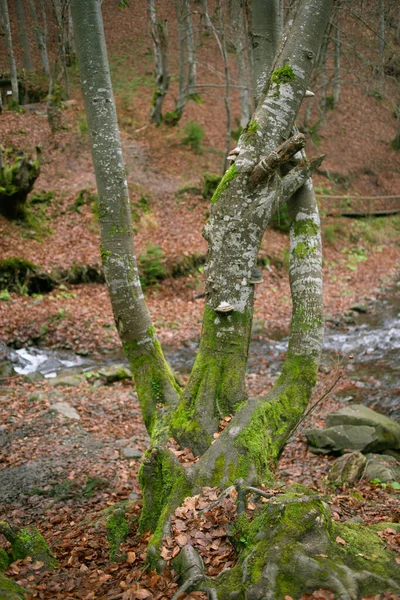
[15,0,33,72]
[174,0,186,121]
[29,0,49,76]
[0,0,19,105]
[378,0,385,94]
[250,0,281,104]
[70,0,400,597]
[333,13,340,106]
[233,0,252,129]
[51,0,69,99]
[149,0,170,125]
[183,0,196,97]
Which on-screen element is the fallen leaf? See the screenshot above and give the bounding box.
[335,536,346,546]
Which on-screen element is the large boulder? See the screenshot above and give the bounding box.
[364,453,400,484]
[328,452,366,485]
[306,404,400,455]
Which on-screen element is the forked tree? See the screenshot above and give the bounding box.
[71,0,400,597]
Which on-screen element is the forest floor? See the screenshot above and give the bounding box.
[1,2,400,597]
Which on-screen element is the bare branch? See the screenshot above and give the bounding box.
[249,133,306,188]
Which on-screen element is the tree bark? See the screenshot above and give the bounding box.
[15,0,33,72]
[232,0,252,129]
[0,0,19,104]
[29,0,49,76]
[71,0,181,436]
[149,0,170,125]
[183,0,196,97]
[250,0,281,104]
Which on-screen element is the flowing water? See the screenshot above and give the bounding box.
[4,283,400,420]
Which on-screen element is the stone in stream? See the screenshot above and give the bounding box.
[306,404,400,455]
[328,452,366,485]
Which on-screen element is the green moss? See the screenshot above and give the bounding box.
[292,241,315,259]
[0,573,26,599]
[4,525,58,570]
[271,65,296,86]
[106,508,130,561]
[293,218,319,237]
[100,244,112,265]
[242,120,259,145]
[108,223,130,236]
[124,331,181,435]
[210,163,238,204]
[331,522,400,585]
[0,548,10,572]
[139,449,189,535]
[212,455,226,487]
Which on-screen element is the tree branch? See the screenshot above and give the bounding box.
[249,133,306,188]
[281,154,326,200]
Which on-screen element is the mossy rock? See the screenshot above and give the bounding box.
[98,364,132,383]
[0,573,26,599]
[0,523,58,571]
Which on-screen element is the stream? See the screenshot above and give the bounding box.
[4,283,400,422]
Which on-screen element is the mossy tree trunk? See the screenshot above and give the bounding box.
[67,2,400,598]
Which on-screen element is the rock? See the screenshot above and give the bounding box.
[0,427,8,448]
[0,573,26,599]
[50,402,81,420]
[49,374,85,387]
[23,371,45,383]
[307,405,400,455]
[364,453,400,483]
[350,304,368,313]
[0,361,16,379]
[328,452,366,485]
[98,364,132,383]
[306,424,379,454]
[326,404,400,452]
[122,447,142,459]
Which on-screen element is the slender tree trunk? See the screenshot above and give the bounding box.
[29,0,49,76]
[51,0,69,99]
[250,0,281,104]
[378,0,385,94]
[318,31,329,119]
[149,0,170,125]
[15,0,33,71]
[174,0,186,118]
[71,0,181,437]
[183,0,196,97]
[0,0,19,105]
[233,0,252,129]
[333,14,340,106]
[65,3,76,66]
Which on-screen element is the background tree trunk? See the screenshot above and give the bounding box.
[29,0,49,76]
[183,0,196,97]
[15,0,33,72]
[0,0,19,105]
[149,0,170,125]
